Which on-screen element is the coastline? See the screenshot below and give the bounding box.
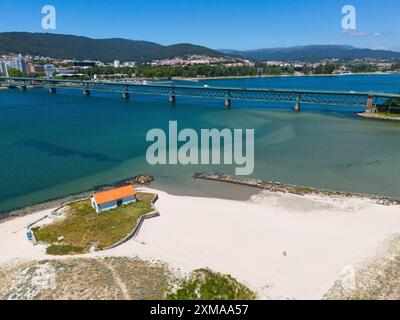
[173,71,400,82]
[357,112,400,121]
[3,171,400,224]
[1,185,400,299]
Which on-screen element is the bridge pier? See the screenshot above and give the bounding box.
[49,87,56,94]
[225,98,231,109]
[365,95,374,113]
[122,92,129,100]
[83,89,90,96]
[169,95,176,103]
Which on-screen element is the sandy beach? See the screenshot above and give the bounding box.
[0,187,399,300]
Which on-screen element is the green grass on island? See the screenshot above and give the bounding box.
[359,112,400,120]
[32,193,155,255]
[377,112,400,119]
[167,269,257,300]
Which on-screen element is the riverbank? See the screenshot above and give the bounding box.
[174,71,400,82]
[357,112,400,121]
[1,184,400,299]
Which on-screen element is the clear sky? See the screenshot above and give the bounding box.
[1,0,399,51]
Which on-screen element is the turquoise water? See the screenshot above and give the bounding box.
[1,74,400,213]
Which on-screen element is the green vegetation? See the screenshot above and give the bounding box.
[348,63,378,73]
[377,112,400,119]
[391,62,400,71]
[0,32,221,63]
[314,63,336,74]
[46,245,86,255]
[382,93,400,114]
[233,45,400,61]
[0,258,257,300]
[167,269,257,300]
[33,193,154,255]
[7,68,23,77]
[82,64,296,79]
[388,95,400,107]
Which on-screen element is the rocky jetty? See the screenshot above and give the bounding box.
[193,172,400,206]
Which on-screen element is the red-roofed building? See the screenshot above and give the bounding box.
[91,185,137,213]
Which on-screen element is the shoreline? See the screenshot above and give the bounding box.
[2,172,400,225]
[194,172,400,205]
[357,112,400,121]
[174,71,400,82]
[1,185,400,299]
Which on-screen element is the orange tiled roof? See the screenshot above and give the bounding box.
[93,185,136,205]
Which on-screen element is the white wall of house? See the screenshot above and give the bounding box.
[91,195,137,213]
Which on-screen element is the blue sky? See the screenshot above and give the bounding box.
[1,0,399,51]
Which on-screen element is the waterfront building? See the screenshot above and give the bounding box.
[71,60,97,67]
[0,60,8,77]
[10,54,27,74]
[114,60,121,68]
[44,64,56,78]
[91,185,137,213]
[123,61,136,67]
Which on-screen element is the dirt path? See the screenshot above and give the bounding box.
[100,260,132,300]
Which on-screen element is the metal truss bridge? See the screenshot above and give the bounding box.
[1,76,399,112]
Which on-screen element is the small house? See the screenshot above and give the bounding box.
[91,185,137,213]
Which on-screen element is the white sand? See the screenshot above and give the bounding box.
[1,188,399,300]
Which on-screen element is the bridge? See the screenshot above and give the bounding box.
[1,76,399,112]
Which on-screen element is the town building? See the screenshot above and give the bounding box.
[123,61,136,67]
[0,60,8,77]
[71,60,97,67]
[44,64,56,78]
[9,54,27,75]
[91,185,137,213]
[114,60,121,68]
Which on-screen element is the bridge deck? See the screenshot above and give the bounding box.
[1,76,399,108]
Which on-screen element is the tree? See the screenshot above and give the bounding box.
[8,68,23,77]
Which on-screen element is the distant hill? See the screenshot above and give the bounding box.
[220,45,400,61]
[0,32,223,63]
[2,33,399,63]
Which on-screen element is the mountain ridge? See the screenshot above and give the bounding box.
[1,32,400,63]
[220,45,400,61]
[0,32,223,63]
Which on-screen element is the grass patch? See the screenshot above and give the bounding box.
[377,112,400,119]
[33,192,154,255]
[167,269,256,300]
[46,245,86,255]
